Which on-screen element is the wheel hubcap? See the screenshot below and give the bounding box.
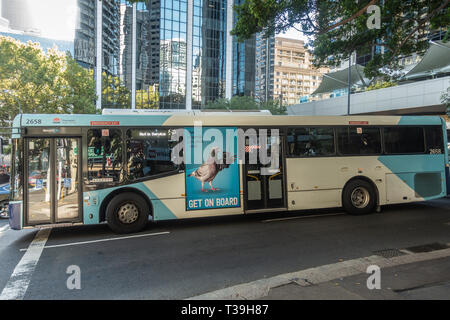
[117,203,139,224]
[350,187,370,208]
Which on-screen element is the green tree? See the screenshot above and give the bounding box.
[62,53,96,114]
[260,99,287,115]
[231,0,449,79]
[102,73,131,109]
[136,86,159,109]
[0,36,96,126]
[203,95,287,115]
[443,86,450,115]
[366,80,397,91]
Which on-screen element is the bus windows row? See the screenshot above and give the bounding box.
[287,126,444,157]
[86,125,445,184]
[87,128,181,184]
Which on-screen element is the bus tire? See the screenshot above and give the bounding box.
[342,179,376,215]
[105,192,150,234]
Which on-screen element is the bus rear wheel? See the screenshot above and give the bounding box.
[342,179,376,215]
[106,192,150,234]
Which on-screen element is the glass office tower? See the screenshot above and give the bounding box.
[119,0,253,109]
[232,0,255,98]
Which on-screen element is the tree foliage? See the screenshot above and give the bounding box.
[443,85,450,114]
[232,0,450,78]
[366,80,397,91]
[0,36,96,126]
[136,86,159,109]
[203,95,287,114]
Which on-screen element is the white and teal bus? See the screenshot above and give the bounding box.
[8,111,448,233]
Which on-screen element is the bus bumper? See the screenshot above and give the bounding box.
[8,201,22,230]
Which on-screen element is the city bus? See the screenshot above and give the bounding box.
[8,111,448,233]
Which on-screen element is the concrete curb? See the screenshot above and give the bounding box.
[187,248,450,300]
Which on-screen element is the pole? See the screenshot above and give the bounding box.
[347,53,351,115]
[131,3,137,109]
[186,0,193,110]
[95,0,103,110]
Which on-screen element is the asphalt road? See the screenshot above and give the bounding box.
[1,199,450,299]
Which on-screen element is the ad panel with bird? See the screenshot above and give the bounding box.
[185,127,240,211]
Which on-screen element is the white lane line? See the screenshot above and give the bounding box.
[19,231,170,251]
[261,212,345,223]
[0,225,10,233]
[0,228,51,300]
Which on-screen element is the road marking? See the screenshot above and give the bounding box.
[19,231,170,251]
[188,247,450,300]
[0,228,51,300]
[0,225,9,233]
[261,212,345,223]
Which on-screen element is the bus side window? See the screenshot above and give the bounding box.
[87,129,123,183]
[384,127,424,154]
[424,126,443,154]
[126,129,180,181]
[337,127,381,155]
[288,128,335,157]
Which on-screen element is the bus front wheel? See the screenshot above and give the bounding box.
[342,179,376,215]
[106,192,150,233]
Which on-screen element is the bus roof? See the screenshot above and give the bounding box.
[12,113,444,131]
[101,108,273,116]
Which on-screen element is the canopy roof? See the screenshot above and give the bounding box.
[405,40,450,79]
[312,64,368,95]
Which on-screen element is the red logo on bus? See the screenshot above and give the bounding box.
[53,117,61,123]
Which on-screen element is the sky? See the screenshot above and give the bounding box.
[4,0,308,43]
[31,0,78,40]
[276,23,311,44]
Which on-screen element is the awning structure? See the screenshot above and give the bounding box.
[404,40,450,80]
[312,64,368,95]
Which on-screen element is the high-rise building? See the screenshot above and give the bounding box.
[255,32,275,102]
[118,0,254,109]
[256,36,329,106]
[231,0,255,98]
[75,0,120,75]
[232,36,256,97]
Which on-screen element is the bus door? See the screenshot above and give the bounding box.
[243,131,286,211]
[24,137,82,225]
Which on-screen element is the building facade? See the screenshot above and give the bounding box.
[118,0,253,109]
[256,36,329,106]
[231,0,255,98]
[254,32,275,102]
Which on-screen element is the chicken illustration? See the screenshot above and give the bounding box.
[188,147,237,192]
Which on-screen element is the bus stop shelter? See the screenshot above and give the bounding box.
[312,64,368,95]
[404,40,450,80]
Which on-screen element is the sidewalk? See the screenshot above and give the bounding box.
[189,245,450,300]
[261,255,450,300]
